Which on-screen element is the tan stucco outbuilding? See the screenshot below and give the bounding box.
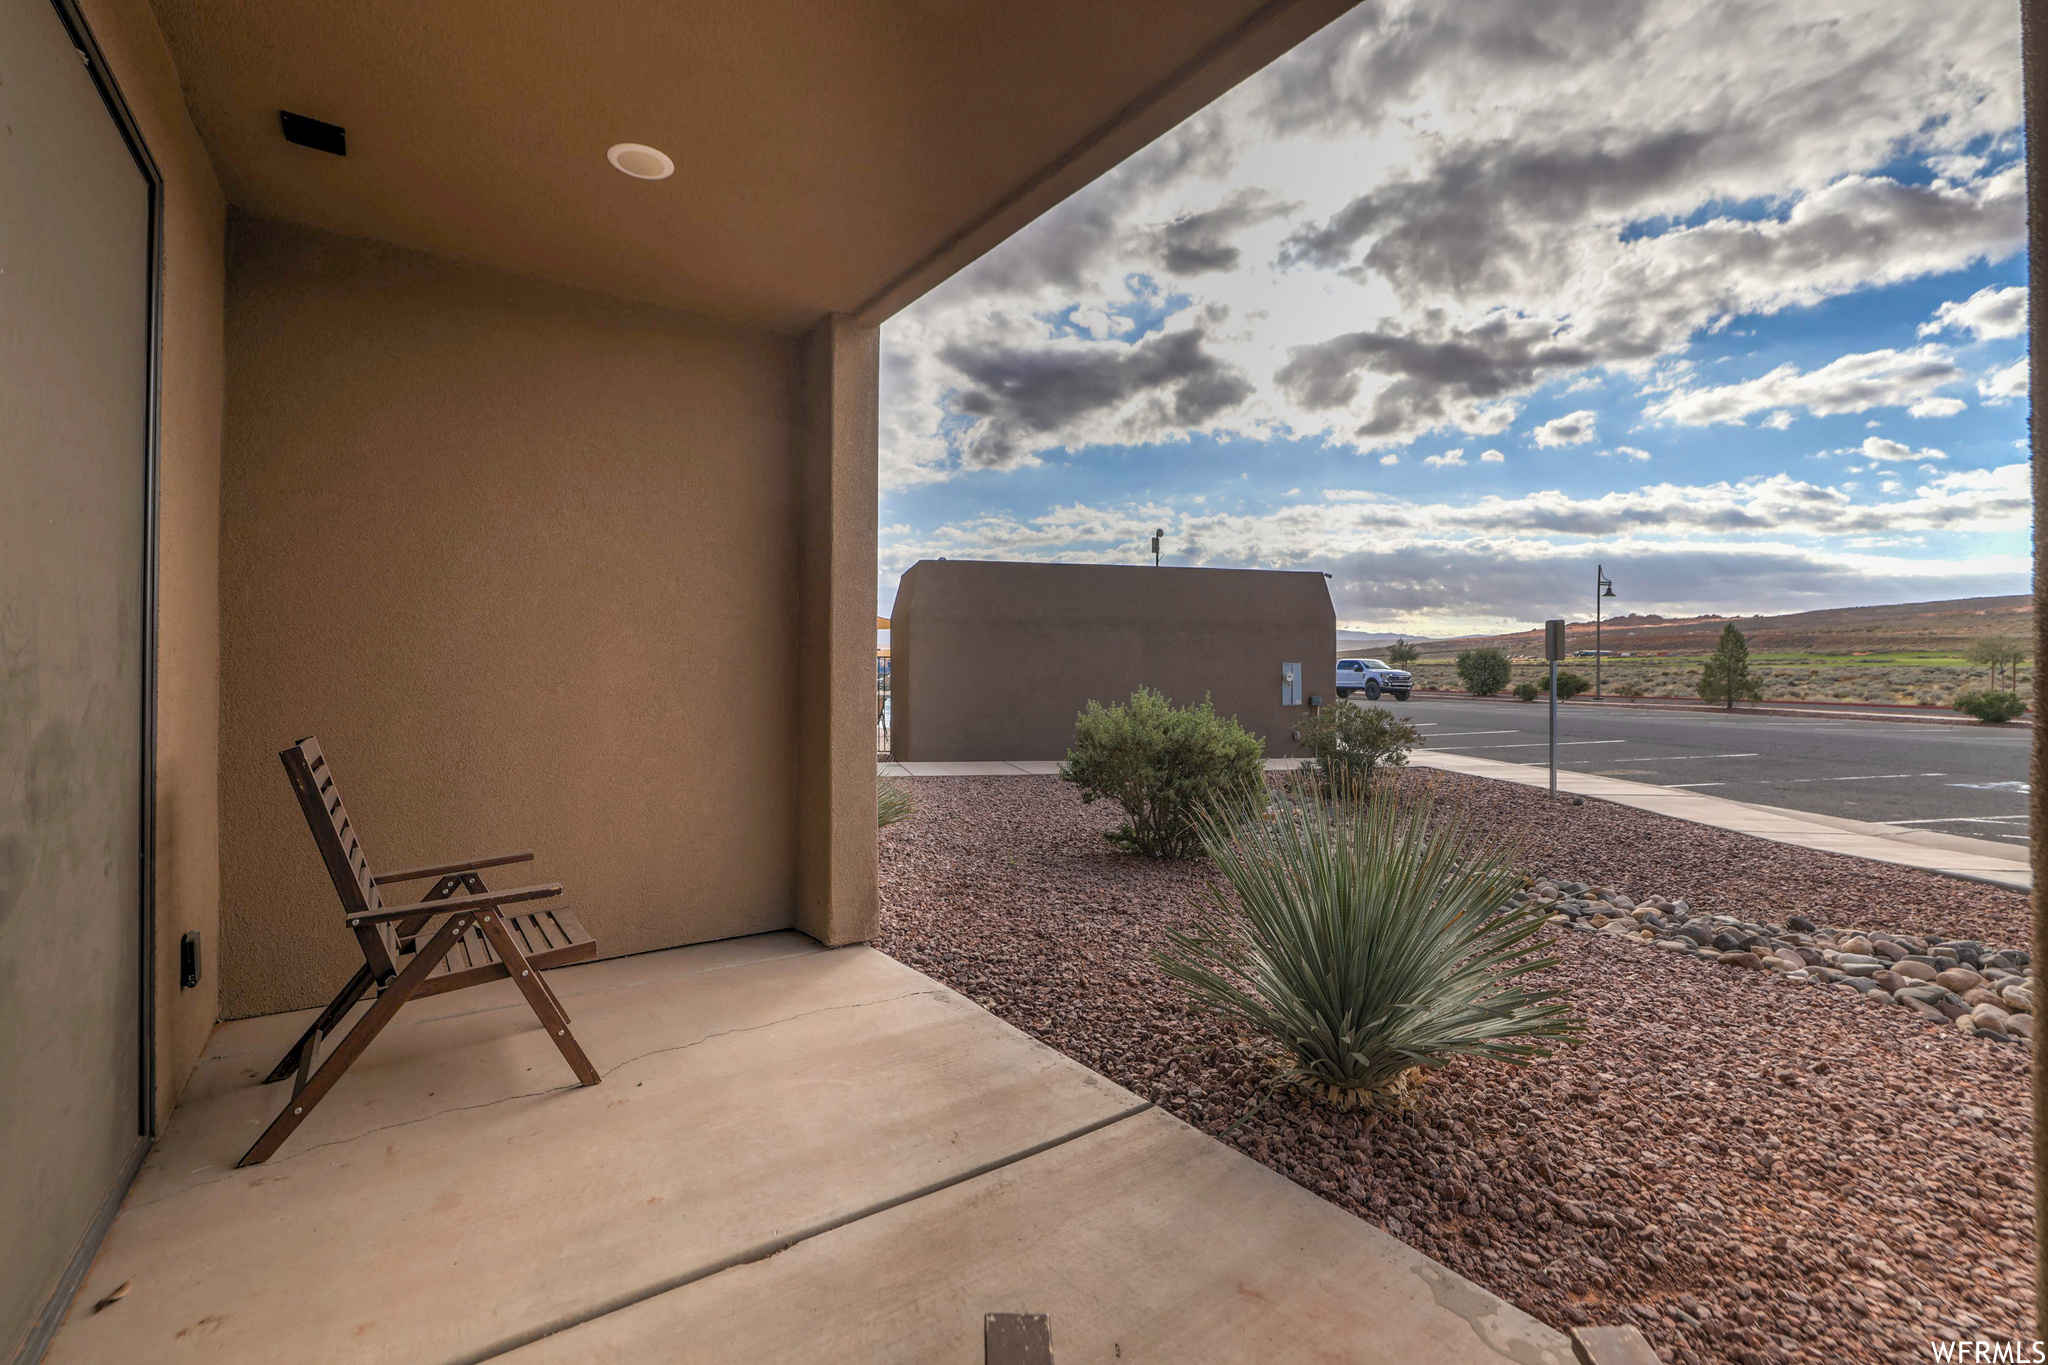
[0,0,1365,1353]
[891,559,1337,762]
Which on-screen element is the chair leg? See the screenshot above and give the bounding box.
[476,910,600,1087]
[456,870,569,1023]
[262,964,375,1084]
[534,964,571,1023]
[238,913,472,1167]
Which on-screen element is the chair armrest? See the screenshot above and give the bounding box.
[348,882,561,926]
[372,850,535,884]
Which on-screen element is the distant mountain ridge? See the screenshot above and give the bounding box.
[1344,595,2031,658]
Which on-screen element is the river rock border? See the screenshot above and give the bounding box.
[1518,879,2035,1044]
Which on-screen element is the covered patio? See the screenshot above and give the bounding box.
[3,0,1594,1360]
[44,936,1570,1363]
[11,0,2044,1359]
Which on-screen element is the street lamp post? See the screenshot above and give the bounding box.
[1595,565,1616,699]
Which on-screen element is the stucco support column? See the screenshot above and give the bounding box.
[795,313,880,945]
[2026,0,2045,1343]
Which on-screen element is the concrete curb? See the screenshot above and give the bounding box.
[1404,750,2030,893]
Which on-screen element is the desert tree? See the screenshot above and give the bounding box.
[1966,635,2027,690]
[1698,623,1762,711]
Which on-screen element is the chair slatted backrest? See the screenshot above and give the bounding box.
[281,738,400,980]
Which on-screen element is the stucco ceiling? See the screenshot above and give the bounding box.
[150,0,1353,332]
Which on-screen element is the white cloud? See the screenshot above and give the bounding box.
[1423,448,1468,467]
[873,0,2029,635]
[1921,284,2029,339]
[1979,358,2029,402]
[1907,396,1968,418]
[886,465,2025,569]
[1859,436,1945,463]
[1532,410,1599,447]
[880,0,2025,482]
[1644,346,1965,426]
[881,465,2030,628]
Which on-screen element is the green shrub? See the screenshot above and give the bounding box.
[1455,648,1512,696]
[1512,681,1541,702]
[1155,776,1578,1110]
[1611,680,1645,699]
[877,773,915,828]
[1060,687,1266,858]
[1554,671,1592,700]
[1293,703,1421,790]
[1953,689,2027,724]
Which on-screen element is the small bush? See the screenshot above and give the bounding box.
[1155,776,1579,1110]
[1953,689,2027,724]
[1611,680,1645,699]
[1554,671,1592,700]
[1455,648,1512,696]
[1294,702,1421,790]
[877,774,915,828]
[1512,681,1541,702]
[1060,687,1266,858]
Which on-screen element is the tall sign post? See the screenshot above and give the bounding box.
[1544,618,1565,797]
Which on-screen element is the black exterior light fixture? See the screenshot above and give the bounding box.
[1150,528,1164,567]
[1595,564,1616,698]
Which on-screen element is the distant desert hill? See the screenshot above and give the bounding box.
[1347,594,2031,659]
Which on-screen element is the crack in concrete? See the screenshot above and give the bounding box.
[137,989,947,1208]
[452,1101,1156,1365]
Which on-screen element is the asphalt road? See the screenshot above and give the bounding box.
[1379,696,2030,848]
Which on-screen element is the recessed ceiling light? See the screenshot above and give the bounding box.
[606,143,673,180]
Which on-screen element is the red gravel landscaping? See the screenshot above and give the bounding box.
[875,772,2035,1365]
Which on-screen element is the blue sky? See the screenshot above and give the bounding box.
[878,1,2028,635]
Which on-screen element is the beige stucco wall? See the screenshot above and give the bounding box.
[218,217,802,1019]
[892,561,1336,763]
[76,0,226,1126]
[795,317,880,945]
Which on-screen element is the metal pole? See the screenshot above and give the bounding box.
[1595,563,1603,700]
[1549,658,1558,797]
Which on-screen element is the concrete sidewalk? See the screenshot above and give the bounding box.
[1407,750,2031,892]
[48,934,1571,1365]
[880,759,1307,777]
[883,756,2031,893]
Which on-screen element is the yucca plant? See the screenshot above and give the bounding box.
[877,773,915,828]
[1156,775,1577,1109]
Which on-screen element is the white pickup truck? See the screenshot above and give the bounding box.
[1336,658,1412,701]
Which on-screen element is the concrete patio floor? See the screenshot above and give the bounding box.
[48,934,1572,1364]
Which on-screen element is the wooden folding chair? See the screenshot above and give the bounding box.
[241,737,600,1166]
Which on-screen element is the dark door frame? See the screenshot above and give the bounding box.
[13,1,162,1360]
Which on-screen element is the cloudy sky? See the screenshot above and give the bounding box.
[877,0,2029,636]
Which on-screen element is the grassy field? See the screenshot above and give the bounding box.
[1400,653,2027,705]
